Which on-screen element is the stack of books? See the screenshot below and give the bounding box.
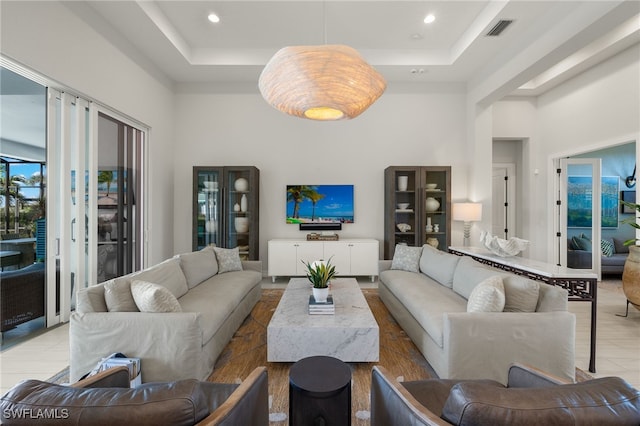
[308,295,335,315]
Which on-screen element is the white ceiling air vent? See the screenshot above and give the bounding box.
[486,19,514,37]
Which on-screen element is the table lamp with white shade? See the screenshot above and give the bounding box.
[453,203,483,246]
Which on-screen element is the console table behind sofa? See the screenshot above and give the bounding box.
[449,246,597,373]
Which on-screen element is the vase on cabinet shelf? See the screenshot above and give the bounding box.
[235,217,249,233]
[240,194,248,213]
[234,177,249,192]
[397,176,408,191]
[425,197,440,212]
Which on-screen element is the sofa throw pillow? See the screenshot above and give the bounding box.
[390,245,423,273]
[571,235,592,251]
[130,280,182,313]
[502,276,540,312]
[132,257,188,299]
[213,247,243,273]
[104,278,139,312]
[600,238,614,257]
[613,237,629,254]
[178,246,219,289]
[419,244,460,288]
[467,276,505,313]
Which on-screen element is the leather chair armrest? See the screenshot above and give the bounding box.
[197,366,269,426]
[71,366,131,389]
[371,366,452,426]
[507,363,571,388]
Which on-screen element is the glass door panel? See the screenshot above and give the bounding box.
[194,168,222,250]
[226,168,252,260]
[559,158,602,278]
[422,168,448,250]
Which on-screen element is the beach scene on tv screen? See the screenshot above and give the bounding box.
[286,185,354,224]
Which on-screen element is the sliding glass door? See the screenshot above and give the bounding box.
[46,90,93,325]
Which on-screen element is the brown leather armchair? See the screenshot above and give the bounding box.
[0,366,268,426]
[371,363,640,425]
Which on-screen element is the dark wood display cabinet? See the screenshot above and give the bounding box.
[192,166,259,260]
[384,166,451,259]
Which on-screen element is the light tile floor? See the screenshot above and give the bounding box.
[1,278,638,395]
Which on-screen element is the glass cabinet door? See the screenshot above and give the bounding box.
[225,168,255,260]
[421,167,450,251]
[393,169,417,248]
[193,166,259,259]
[194,168,222,250]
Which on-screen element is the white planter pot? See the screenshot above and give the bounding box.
[312,287,329,303]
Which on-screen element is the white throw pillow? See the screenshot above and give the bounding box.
[502,276,540,312]
[131,280,182,313]
[390,245,423,273]
[104,278,139,312]
[467,276,505,313]
[213,247,243,273]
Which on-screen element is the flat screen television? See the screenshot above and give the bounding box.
[286,185,354,224]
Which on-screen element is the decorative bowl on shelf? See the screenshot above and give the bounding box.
[396,223,411,233]
[397,203,410,210]
[425,183,438,190]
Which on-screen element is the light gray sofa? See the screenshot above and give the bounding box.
[379,245,576,385]
[70,246,262,384]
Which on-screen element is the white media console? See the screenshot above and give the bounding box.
[268,239,379,282]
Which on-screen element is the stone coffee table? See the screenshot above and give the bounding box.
[267,278,379,362]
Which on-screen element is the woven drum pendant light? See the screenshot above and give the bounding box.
[258,44,386,120]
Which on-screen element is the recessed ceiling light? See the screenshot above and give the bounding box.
[208,13,220,23]
[424,14,435,24]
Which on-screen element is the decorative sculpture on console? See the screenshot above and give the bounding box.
[480,231,529,257]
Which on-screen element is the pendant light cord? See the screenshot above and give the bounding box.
[323,1,327,45]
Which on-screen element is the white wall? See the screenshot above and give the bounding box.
[0,1,176,265]
[493,44,640,261]
[173,84,469,263]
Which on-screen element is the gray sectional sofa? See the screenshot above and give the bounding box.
[379,244,576,385]
[70,246,262,383]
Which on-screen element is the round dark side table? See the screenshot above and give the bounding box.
[289,355,352,426]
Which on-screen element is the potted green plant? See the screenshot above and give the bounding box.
[619,200,640,315]
[302,257,337,303]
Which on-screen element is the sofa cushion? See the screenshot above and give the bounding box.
[419,245,460,288]
[441,377,640,425]
[379,269,467,347]
[77,284,108,313]
[467,276,505,313]
[571,235,592,251]
[104,279,139,312]
[0,378,236,426]
[601,238,614,257]
[452,257,507,300]
[178,246,219,289]
[536,283,569,312]
[502,276,540,313]
[214,247,243,274]
[613,237,630,254]
[131,257,188,299]
[391,245,423,273]
[179,269,262,344]
[131,280,183,313]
